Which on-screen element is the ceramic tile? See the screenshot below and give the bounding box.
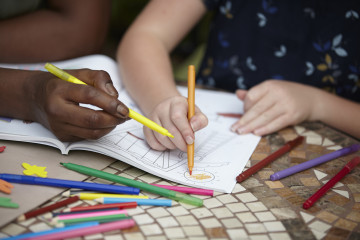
[210,207,233,218]
[263,221,286,232]
[139,223,162,235]
[300,177,320,187]
[264,181,284,189]
[255,211,277,222]
[314,170,327,180]
[245,223,267,234]
[191,207,213,219]
[258,170,274,180]
[104,235,124,240]
[236,212,258,223]
[123,232,145,240]
[316,211,338,223]
[246,202,268,212]
[226,202,249,213]
[250,235,270,240]
[199,218,222,228]
[220,218,243,228]
[84,233,103,240]
[216,194,238,204]
[346,211,360,222]
[334,218,357,231]
[147,207,169,218]
[308,220,331,232]
[167,205,190,216]
[270,208,297,220]
[203,197,223,209]
[137,174,160,183]
[132,213,154,225]
[176,215,198,226]
[164,227,185,238]
[0,223,26,236]
[269,232,291,240]
[226,228,249,240]
[332,189,349,198]
[235,192,258,203]
[157,216,179,228]
[183,226,204,236]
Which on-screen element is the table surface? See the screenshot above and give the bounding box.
[0,122,359,240]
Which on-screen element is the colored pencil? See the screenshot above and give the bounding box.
[270,143,360,180]
[236,136,304,182]
[17,196,79,222]
[303,156,360,209]
[187,65,195,175]
[97,197,173,206]
[27,219,135,240]
[63,201,137,213]
[217,112,242,118]
[0,173,139,195]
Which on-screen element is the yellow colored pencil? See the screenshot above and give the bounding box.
[187,65,195,175]
[74,192,149,200]
[44,63,174,138]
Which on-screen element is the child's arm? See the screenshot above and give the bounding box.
[117,0,208,152]
[232,80,360,139]
[0,0,110,63]
[0,67,129,142]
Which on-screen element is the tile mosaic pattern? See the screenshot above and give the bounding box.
[1,122,359,239]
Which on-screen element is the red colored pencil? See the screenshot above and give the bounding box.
[63,202,137,213]
[217,112,242,118]
[17,196,79,222]
[236,136,304,183]
[303,156,360,209]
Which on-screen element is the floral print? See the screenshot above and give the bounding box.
[198,0,360,102]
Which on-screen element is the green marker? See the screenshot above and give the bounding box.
[53,214,129,227]
[0,197,19,208]
[60,163,203,207]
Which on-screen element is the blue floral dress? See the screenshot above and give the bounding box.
[198,0,360,102]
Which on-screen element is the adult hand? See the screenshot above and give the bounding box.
[231,80,320,136]
[143,96,208,152]
[32,69,129,141]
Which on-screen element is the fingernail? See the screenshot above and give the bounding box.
[117,105,128,117]
[106,83,117,96]
[186,136,194,145]
[190,121,199,132]
[237,128,245,134]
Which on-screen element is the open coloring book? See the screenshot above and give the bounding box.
[0,55,260,193]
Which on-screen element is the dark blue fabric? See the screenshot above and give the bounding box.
[198,0,360,102]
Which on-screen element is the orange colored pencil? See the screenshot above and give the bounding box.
[187,65,195,175]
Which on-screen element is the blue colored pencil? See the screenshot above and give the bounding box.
[0,174,140,195]
[97,197,173,206]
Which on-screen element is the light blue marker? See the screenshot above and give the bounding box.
[98,197,172,206]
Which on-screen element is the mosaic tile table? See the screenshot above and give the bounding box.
[1,122,359,240]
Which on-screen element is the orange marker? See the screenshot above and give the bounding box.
[187,65,195,175]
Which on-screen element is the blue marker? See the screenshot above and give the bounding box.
[0,174,140,195]
[0,222,98,240]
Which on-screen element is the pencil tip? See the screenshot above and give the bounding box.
[60,162,64,166]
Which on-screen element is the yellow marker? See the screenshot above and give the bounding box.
[74,192,149,200]
[44,63,174,138]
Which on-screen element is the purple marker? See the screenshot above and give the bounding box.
[270,144,360,181]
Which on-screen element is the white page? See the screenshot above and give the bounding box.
[69,87,261,193]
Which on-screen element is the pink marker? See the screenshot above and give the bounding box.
[28,219,135,240]
[151,184,214,196]
[56,209,127,220]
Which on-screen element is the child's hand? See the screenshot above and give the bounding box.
[231,80,320,136]
[143,96,208,152]
[34,69,129,142]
